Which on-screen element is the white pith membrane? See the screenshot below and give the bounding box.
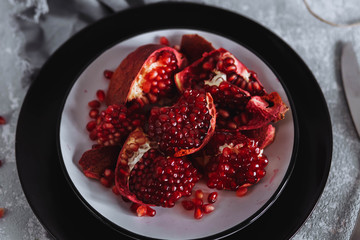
[204,70,227,86]
[127,141,152,173]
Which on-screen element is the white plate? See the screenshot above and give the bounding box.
[59,29,295,239]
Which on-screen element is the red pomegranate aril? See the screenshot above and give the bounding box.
[182,200,195,210]
[195,189,204,200]
[96,90,106,102]
[146,206,156,217]
[136,205,148,217]
[100,177,111,188]
[103,168,114,179]
[0,208,4,218]
[103,70,113,79]
[203,204,215,214]
[89,109,99,119]
[0,116,6,125]
[194,206,203,219]
[207,192,218,203]
[86,121,97,132]
[88,100,101,108]
[192,198,203,206]
[160,36,170,46]
[236,187,248,197]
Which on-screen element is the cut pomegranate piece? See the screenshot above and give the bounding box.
[147,88,216,157]
[175,48,265,96]
[115,128,200,207]
[91,104,145,146]
[204,131,268,190]
[79,145,121,180]
[216,92,288,131]
[179,34,215,64]
[106,44,187,106]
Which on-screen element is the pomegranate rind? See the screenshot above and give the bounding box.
[180,34,215,64]
[106,44,187,106]
[241,124,276,149]
[114,128,152,205]
[79,145,121,180]
[173,92,217,157]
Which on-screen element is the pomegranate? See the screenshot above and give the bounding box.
[204,131,268,190]
[106,44,187,106]
[216,92,288,131]
[90,104,145,146]
[175,48,265,96]
[147,88,216,157]
[115,128,200,207]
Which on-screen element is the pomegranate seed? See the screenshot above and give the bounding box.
[236,187,248,197]
[100,177,111,188]
[89,109,99,119]
[146,206,156,217]
[207,192,218,203]
[203,204,215,214]
[103,70,113,79]
[195,189,204,199]
[192,198,203,206]
[0,208,4,218]
[103,169,114,179]
[181,200,195,210]
[86,121,97,132]
[88,100,100,108]
[159,36,170,46]
[194,206,203,219]
[136,205,148,217]
[0,116,6,125]
[96,90,106,102]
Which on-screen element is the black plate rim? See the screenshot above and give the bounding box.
[15,2,332,240]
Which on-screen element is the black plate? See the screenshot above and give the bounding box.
[16,2,332,240]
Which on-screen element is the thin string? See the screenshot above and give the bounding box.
[303,0,360,27]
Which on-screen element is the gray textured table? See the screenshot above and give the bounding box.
[1,0,360,239]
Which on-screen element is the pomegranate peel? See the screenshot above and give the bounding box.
[106,44,187,106]
[79,145,121,180]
